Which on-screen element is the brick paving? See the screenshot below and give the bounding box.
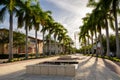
[0,54,120,80]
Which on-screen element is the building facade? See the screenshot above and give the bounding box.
[0,29,43,54]
[44,42,63,54]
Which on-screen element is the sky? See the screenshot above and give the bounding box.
[40,0,93,48]
[0,0,93,48]
[40,0,92,38]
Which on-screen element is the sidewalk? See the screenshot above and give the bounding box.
[0,56,60,80]
[0,54,120,80]
[75,55,120,80]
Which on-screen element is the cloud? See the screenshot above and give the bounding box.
[47,0,92,15]
[0,0,93,43]
[42,0,93,40]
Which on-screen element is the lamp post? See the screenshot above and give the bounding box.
[69,41,74,54]
[74,31,79,49]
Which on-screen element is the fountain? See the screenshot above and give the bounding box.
[26,55,79,77]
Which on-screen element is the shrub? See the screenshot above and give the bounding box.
[0,54,8,59]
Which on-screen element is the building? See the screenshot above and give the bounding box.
[44,41,63,54]
[0,28,43,54]
[18,36,43,54]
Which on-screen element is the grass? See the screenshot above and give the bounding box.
[2,53,70,63]
[83,53,120,62]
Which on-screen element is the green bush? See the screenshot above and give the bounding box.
[0,53,37,59]
[0,54,8,59]
[14,54,25,58]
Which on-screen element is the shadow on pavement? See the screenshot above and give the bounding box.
[0,69,25,80]
[76,56,120,80]
[77,56,93,68]
[102,58,120,75]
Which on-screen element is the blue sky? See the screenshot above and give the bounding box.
[40,0,92,38]
[0,0,93,48]
[40,0,93,48]
[0,0,120,48]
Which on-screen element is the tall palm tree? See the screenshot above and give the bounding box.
[31,2,43,58]
[79,25,88,54]
[47,20,54,55]
[112,0,120,58]
[51,22,64,54]
[94,0,114,56]
[87,0,120,58]
[40,11,53,56]
[87,0,113,56]
[0,0,23,60]
[57,27,68,53]
[42,19,53,55]
[17,0,34,59]
[63,35,72,54]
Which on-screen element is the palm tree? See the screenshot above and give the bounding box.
[0,29,9,54]
[40,11,53,56]
[112,0,120,58]
[47,20,54,55]
[30,2,43,58]
[51,22,64,54]
[94,0,114,56]
[63,35,72,54]
[87,0,120,58]
[17,0,34,59]
[79,25,88,54]
[57,27,68,53]
[87,0,111,56]
[0,0,23,60]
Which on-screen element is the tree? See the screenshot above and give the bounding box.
[13,31,26,54]
[0,29,9,54]
[40,11,53,55]
[57,27,68,53]
[17,0,35,59]
[0,29,25,54]
[0,0,23,60]
[51,22,64,54]
[31,2,43,58]
[112,0,120,58]
[86,0,115,56]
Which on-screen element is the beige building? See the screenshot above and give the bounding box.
[0,29,43,54]
[18,36,43,54]
[44,42,63,54]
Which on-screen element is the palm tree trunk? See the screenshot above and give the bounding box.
[113,0,120,58]
[88,37,90,54]
[95,28,98,56]
[9,12,13,61]
[1,43,4,54]
[48,30,52,55]
[54,37,57,54]
[84,43,87,54]
[25,25,28,59]
[91,35,93,46]
[91,34,94,53]
[49,34,51,55]
[105,18,110,56]
[38,41,40,54]
[42,31,45,56]
[99,27,103,56]
[69,43,71,54]
[35,29,38,58]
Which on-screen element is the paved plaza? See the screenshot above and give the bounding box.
[0,54,120,80]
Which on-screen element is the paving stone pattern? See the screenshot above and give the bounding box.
[0,55,120,80]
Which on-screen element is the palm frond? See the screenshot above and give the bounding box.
[17,12,24,28]
[0,6,7,23]
[109,17,115,31]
